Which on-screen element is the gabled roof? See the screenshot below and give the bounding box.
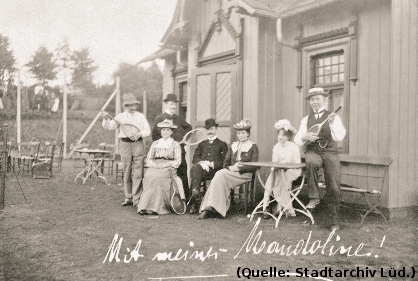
[138,0,342,63]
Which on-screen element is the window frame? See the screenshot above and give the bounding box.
[302,40,350,154]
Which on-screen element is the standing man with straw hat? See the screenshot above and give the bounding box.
[152,93,192,199]
[101,93,151,207]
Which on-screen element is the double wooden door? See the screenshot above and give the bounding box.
[191,64,238,145]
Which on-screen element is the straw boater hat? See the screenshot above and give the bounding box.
[157,119,177,129]
[204,118,218,129]
[274,119,297,134]
[305,87,330,100]
[163,93,179,103]
[122,93,140,106]
[233,118,252,130]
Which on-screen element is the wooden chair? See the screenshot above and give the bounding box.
[200,172,256,215]
[115,154,123,182]
[38,141,52,158]
[0,141,12,173]
[102,144,116,174]
[33,143,56,179]
[54,142,64,171]
[231,172,257,214]
[18,141,40,174]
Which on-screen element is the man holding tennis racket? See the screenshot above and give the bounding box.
[188,118,228,214]
[152,94,192,198]
[101,93,151,207]
[294,87,346,231]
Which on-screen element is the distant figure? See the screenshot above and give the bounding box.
[50,91,60,114]
[33,82,44,110]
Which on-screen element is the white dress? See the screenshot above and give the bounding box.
[263,141,301,215]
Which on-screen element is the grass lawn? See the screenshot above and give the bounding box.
[0,160,417,281]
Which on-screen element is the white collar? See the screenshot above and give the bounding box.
[231,140,253,153]
[314,106,326,114]
[154,137,174,149]
[208,136,217,142]
[165,109,175,115]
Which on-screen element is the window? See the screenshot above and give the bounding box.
[306,48,349,154]
[179,81,188,119]
[312,51,344,86]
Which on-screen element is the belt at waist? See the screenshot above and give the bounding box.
[155,157,174,160]
[120,137,142,142]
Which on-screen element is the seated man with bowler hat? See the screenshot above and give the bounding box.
[152,94,192,197]
[188,118,228,214]
[101,93,151,207]
[294,87,346,231]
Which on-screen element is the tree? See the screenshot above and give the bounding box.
[26,46,57,83]
[0,34,16,91]
[112,61,162,123]
[71,47,97,94]
[55,39,72,83]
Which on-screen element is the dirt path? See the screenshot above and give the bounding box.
[1,161,417,281]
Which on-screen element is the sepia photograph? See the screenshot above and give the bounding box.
[0,0,417,280]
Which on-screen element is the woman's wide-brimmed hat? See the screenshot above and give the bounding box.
[233,118,252,130]
[204,118,219,129]
[274,119,297,134]
[122,93,140,106]
[163,93,179,103]
[157,119,177,129]
[305,87,330,100]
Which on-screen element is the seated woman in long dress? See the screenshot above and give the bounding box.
[198,118,259,219]
[262,119,301,218]
[137,119,184,215]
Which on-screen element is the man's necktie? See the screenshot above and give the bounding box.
[315,110,324,120]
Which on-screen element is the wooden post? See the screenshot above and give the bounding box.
[63,71,68,158]
[67,88,118,159]
[143,90,147,117]
[115,77,121,153]
[16,70,21,145]
[1,124,8,210]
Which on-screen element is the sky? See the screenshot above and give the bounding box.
[0,0,177,86]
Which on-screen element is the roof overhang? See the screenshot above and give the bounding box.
[277,0,343,18]
[238,0,280,19]
[138,48,176,64]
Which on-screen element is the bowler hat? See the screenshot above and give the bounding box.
[163,93,178,103]
[305,87,329,100]
[204,118,218,129]
[157,119,177,129]
[122,93,140,106]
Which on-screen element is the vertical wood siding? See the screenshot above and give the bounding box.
[389,0,418,209]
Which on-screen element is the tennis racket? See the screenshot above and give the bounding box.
[303,105,343,146]
[169,169,186,214]
[178,129,206,146]
[101,111,141,141]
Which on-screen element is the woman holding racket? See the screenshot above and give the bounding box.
[198,118,259,219]
[137,119,185,215]
[101,93,151,207]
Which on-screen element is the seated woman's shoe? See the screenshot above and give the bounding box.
[138,210,146,215]
[145,210,158,215]
[197,210,210,219]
